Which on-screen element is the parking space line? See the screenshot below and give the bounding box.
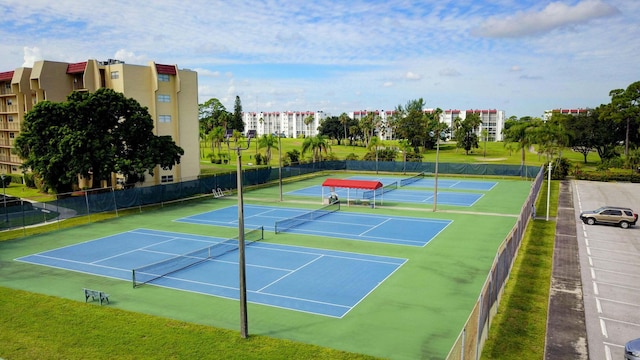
[600,318,608,337]
[596,298,603,313]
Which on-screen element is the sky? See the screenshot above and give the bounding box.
[1,0,638,118]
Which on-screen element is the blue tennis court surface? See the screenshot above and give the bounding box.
[349,175,498,191]
[288,185,483,206]
[177,205,451,246]
[16,229,406,318]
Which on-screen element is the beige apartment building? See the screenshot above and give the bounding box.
[0,59,199,187]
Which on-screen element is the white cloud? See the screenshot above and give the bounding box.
[472,0,620,38]
[510,66,522,72]
[113,49,147,64]
[405,71,422,80]
[22,47,42,67]
[383,81,394,87]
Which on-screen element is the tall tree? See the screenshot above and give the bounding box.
[367,136,384,174]
[303,114,315,137]
[338,113,351,143]
[608,81,640,157]
[318,116,343,144]
[454,113,482,155]
[199,98,229,133]
[231,95,244,132]
[15,88,183,192]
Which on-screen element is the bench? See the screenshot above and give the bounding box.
[83,288,110,305]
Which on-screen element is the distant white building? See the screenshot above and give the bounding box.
[243,107,505,141]
[243,111,327,138]
[438,109,505,142]
[543,108,591,121]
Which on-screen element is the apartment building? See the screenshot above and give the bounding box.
[0,59,199,186]
[243,110,327,138]
[543,108,591,121]
[440,109,505,142]
[243,108,505,142]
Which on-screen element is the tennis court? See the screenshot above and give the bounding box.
[176,204,452,246]
[350,175,498,191]
[288,185,483,206]
[15,228,406,318]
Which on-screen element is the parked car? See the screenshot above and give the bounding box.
[626,338,640,360]
[579,206,638,229]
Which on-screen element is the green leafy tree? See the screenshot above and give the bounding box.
[391,99,428,152]
[608,81,640,157]
[231,96,244,132]
[560,112,595,163]
[454,113,482,155]
[199,98,229,132]
[15,88,183,193]
[317,116,343,144]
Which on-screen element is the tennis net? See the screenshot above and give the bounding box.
[132,226,264,287]
[400,172,425,187]
[362,181,398,199]
[274,202,340,234]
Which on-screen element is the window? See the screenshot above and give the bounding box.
[158,74,170,82]
[161,175,174,183]
[9,133,14,139]
[7,116,13,122]
[158,115,171,123]
[157,94,170,102]
[110,71,119,79]
[4,83,10,90]
[6,99,12,106]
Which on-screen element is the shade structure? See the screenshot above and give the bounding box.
[320,178,383,207]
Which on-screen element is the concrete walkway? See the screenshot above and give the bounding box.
[544,180,588,359]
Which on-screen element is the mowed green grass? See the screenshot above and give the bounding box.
[481,180,558,359]
[0,174,534,359]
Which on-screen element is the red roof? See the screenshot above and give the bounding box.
[156,64,177,75]
[322,178,383,190]
[0,71,14,82]
[66,62,87,74]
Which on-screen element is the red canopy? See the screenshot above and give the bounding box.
[322,178,383,190]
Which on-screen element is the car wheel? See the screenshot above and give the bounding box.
[620,221,629,229]
[587,218,596,225]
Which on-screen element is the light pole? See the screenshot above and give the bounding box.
[226,130,254,339]
[429,131,441,212]
[278,132,283,201]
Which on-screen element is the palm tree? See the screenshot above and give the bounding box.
[398,139,412,174]
[302,135,330,163]
[303,115,314,137]
[503,117,538,166]
[209,126,225,159]
[338,113,350,143]
[367,136,384,174]
[258,134,278,165]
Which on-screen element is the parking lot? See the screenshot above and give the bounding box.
[573,180,640,360]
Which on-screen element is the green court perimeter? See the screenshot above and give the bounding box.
[0,174,532,359]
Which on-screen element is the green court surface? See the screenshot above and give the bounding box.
[0,174,532,359]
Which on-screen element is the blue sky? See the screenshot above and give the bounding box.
[1,0,638,118]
